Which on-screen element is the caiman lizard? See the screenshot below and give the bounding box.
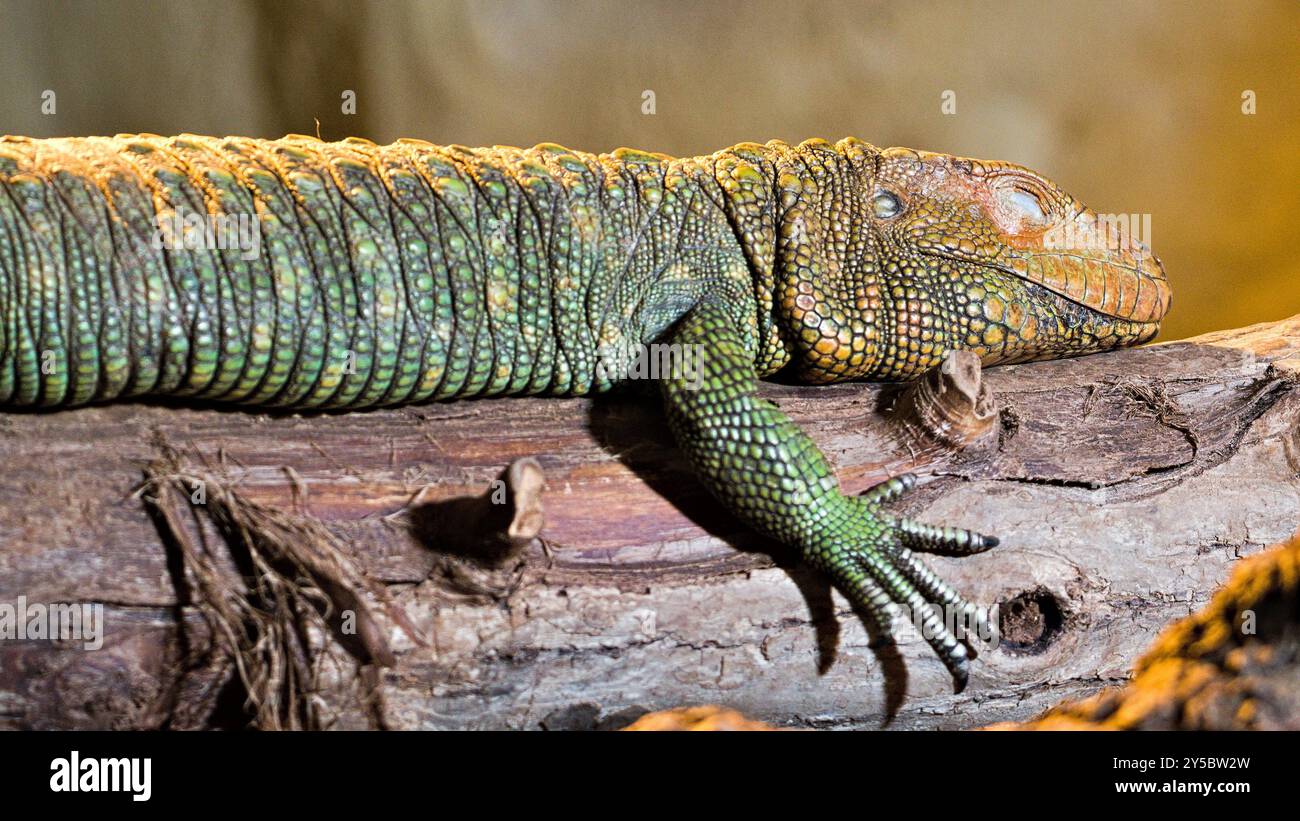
[0,134,1171,689]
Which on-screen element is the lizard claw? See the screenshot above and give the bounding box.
[896,518,999,556]
[821,475,1000,692]
[859,472,998,554]
[858,472,919,504]
[831,558,975,692]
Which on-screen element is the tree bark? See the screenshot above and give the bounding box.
[1,315,1298,730]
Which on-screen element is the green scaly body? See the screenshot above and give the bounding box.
[0,133,1171,688]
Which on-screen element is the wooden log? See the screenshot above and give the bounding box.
[989,533,1300,730]
[1,315,1298,729]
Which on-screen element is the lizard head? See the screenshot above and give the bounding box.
[847,145,1171,379]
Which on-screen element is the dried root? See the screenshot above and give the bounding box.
[139,448,422,730]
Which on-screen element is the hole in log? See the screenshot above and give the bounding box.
[538,702,602,731]
[998,588,1065,654]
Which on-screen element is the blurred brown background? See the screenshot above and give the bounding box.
[1,0,1295,340]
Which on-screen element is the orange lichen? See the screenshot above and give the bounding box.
[622,705,778,732]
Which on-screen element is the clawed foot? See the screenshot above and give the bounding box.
[811,473,999,693]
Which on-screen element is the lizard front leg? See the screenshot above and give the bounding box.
[660,298,997,691]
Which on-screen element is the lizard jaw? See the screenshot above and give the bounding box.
[994,216,1172,325]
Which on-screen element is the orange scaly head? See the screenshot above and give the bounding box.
[755,138,1172,383]
[861,145,1171,379]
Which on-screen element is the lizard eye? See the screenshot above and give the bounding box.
[871,190,903,219]
[1002,186,1047,223]
[989,177,1055,233]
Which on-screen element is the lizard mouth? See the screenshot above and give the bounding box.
[984,198,1171,324]
[994,246,1172,324]
[919,243,1172,325]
